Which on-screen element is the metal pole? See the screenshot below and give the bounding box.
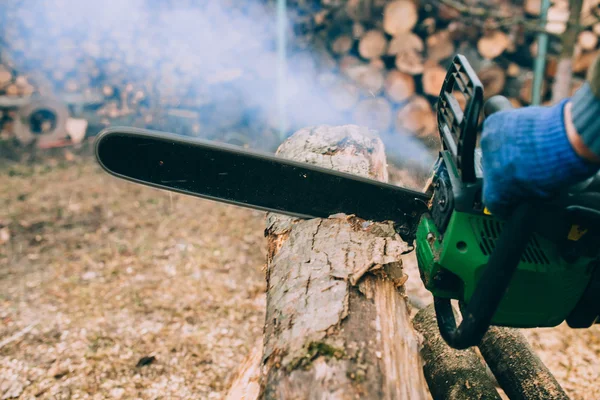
[277,0,287,140]
[532,0,551,105]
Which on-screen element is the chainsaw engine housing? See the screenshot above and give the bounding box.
[416,151,600,328]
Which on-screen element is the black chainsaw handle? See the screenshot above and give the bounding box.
[434,95,539,349]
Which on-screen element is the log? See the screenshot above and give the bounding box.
[519,71,547,104]
[352,22,366,39]
[438,3,461,20]
[413,305,502,400]
[546,4,570,35]
[345,0,382,22]
[385,70,416,103]
[478,64,507,98]
[525,0,541,15]
[477,31,510,60]
[388,33,425,75]
[353,98,393,132]
[426,30,455,63]
[578,30,598,51]
[507,62,521,78]
[383,0,418,36]
[395,95,437,139]
[447,21,480,43]
[422,62,447,97]
[574,49,600,73]
[261,125,429,399]
[370,58,386,70]
[331,35,354,55]
[328,81,360,111]
[345,64,385,94]
[339,55,363,75]
[5,84,19,96]
[359,30,388,59]
[478,327,570,400]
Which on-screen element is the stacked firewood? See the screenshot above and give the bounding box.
[1,0,599,153]
[285,0,600,146]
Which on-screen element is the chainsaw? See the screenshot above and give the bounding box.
[94,55,600,350]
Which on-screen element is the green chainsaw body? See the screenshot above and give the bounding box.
[416,153,598,328]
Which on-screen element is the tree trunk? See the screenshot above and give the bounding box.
[260,125,430,399]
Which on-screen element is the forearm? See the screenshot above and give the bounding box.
[568,55,600,163]
[564,101,600,163]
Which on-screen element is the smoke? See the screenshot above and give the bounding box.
[0,0,435,170]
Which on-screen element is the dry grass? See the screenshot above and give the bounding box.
[0,151,599,399]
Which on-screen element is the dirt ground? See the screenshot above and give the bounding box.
[1,150,599,399]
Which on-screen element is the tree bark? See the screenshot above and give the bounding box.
[478,327,570,400]
[260,125,429,399]
[413,305,502,400]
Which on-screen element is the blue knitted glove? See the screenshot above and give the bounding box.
[480,99,599,217]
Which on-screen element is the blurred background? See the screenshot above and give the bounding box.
[1,0,600,398]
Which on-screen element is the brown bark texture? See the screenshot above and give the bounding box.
[260,125,430,400]
[478,326,570,400]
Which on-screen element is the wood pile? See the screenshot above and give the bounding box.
[282,0,600,147]
[1,0,599,153]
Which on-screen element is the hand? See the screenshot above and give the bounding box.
[480,100,599,217]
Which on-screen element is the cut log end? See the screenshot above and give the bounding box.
[426,30,455,62]
[353,97,393,132]
[395,95,437,139]
[359,30,388,60]
[345,63,386,95]
[578,30,598,51]
[389,33,425,75]
[478,65,507,98]
[331,35,354,55]
[477,31,510,60]
[383,0,418,36]
[385,70,416,103]
[422,62,447,97]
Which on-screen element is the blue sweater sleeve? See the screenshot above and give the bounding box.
[480,99,599,217]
